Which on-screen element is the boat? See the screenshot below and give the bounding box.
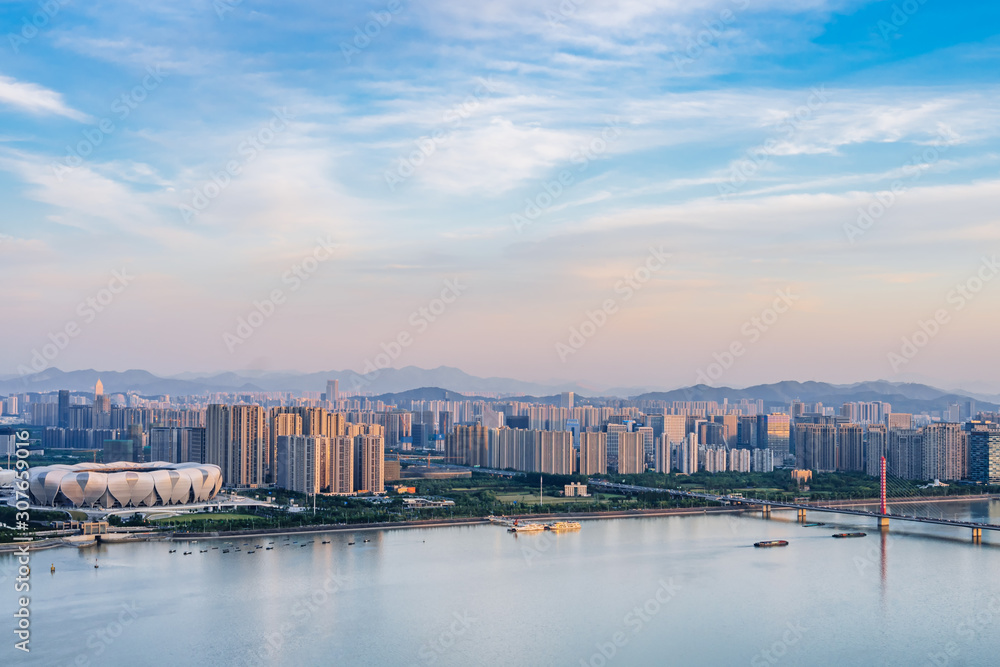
[754,540,789,548]
[832,532,867,538]
[222,549,230,553]
[322,540,331,544]
[265,547,273,550]
[802,523,825,527]
[183,551,191,555]
[508,520,546,533]
[363,539,370,543]
[545,521,582,531]
[169,549,176,553]
[348,541,355,545]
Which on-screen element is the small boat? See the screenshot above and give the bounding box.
[94,560,99,568]
[211,547,218,550]
[322,540,331,544]
[363,539,370,543]
[348,541,355,545]
[300,544,307,547]
[222,549,230,553]
[200,550,208,553]
[183,551,192,555]
[545,521,582,531]
[169,549,176,553]
[265,547,273,550]
[754,540,789,548]
[802,523,825,527]
[832,532,867,538]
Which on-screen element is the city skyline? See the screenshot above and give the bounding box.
[2,2,1000,391]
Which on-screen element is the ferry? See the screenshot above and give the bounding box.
[753,540,789,548]
[545,521,582,531]
[508,520,546,533]
[832,532,867,538]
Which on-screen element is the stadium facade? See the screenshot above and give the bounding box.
[28,462,223,508]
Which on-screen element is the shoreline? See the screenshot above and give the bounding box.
[3,493,996,552]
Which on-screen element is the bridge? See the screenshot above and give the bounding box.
[588,457,998,542]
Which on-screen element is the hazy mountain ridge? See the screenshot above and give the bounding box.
[2,368,996,412]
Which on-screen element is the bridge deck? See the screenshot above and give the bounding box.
[589,481,1000,532]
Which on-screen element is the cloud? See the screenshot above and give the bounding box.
[0,75,90,122]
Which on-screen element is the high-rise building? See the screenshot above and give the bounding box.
[560,391,575,410]
[654,435,670,473]
[865,425,887,476]
[206,404,266,488]
[752,448,774,473]
[326,379,339,404]
[103,438,137,463]
[728,447,751,473]
[276,435,321,495]
[672,433,699,474]
[637,426,654,462]
[579,432,607,475]
[837,423,864,472]
[969,423,1000,484]
[663,415,687,446]
[737,415,758,449]
[888,429,923,480]
[923,423,965,481]
[606,423,628,467]
[354,434,384,494]
[617,432,644,474]
[58,390,70,428]
[446,425,488,467]
[759,414,790,462]
[329,435,355,494]
[887,413,913,430]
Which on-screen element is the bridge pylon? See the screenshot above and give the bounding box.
[797,508,807,523]
[878,455,889,531]
[972,528,983,543]
[761,505,771,518]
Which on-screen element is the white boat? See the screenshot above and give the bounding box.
[508,520,545,533]
[545,521,581,531]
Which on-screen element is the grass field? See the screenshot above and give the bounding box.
[149,513,259,524]
[495,493,602,505]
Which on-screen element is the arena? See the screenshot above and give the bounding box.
[28,462,223,508]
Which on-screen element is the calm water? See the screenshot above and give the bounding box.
[5,501,1000,666]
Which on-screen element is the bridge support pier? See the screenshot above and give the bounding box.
[973,528,982,543]
[878,517,890,530]
[797,508,807,523]
[761,505,771,519]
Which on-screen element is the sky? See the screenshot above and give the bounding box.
[1,0,999,393]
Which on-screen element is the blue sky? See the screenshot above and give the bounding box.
[1,0,999,392]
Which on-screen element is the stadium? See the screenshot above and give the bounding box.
[27,462,223,508]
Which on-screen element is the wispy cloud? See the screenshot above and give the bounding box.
[0,75,90,122]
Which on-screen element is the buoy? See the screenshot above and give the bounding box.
[50,564,55,573]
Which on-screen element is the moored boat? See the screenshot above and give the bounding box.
[545,521,582,531]
[754,540,789,548]
[832,532,867,538]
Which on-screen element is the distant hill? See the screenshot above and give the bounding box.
[1,368,995,412]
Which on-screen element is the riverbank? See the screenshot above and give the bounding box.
[4,494,997,551]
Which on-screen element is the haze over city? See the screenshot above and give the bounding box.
[2,1,999,391]
[4,3,1000,666]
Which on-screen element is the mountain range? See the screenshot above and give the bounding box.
[1,367,996,414]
